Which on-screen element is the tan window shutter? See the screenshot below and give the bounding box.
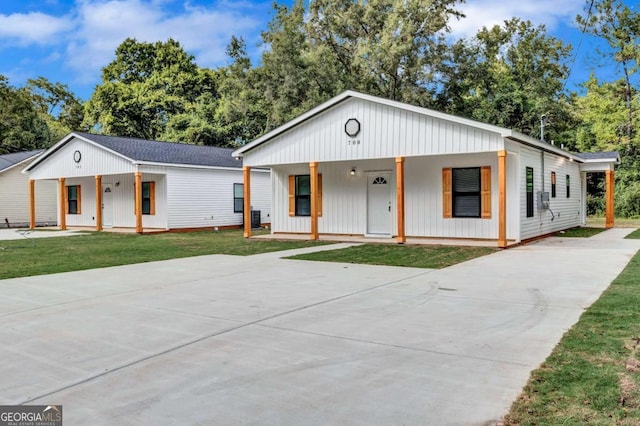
[77,185,82,215]
[64,186,69,215]
[443,168,452,218]
[317,174,323,217]
[150,182,156,215]
[288,175,295,217]
[481,166,491,218]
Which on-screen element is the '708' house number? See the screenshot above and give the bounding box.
[347,139,361,146]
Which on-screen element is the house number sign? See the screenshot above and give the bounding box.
[345,118,361,146]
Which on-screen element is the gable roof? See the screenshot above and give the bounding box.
[0,150,44,173]
[26,132,241,172]
[575,151,620,163]
[232,90,584,162]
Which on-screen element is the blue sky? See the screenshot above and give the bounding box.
[0,0,632,100]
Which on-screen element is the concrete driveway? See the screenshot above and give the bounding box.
[0,228,86,241]
[1,229,639,425]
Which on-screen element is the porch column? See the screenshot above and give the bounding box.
[395,157,406,244]
[243,166,251,238]
[498,150,507,248]
[310,162,319,241]
[135,171,143,233]
[605,170,615,228]
[58,177,66,230]
[95,175,103,231]
[29,180,36,229]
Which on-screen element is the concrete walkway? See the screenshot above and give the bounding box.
[0,229,639,425]
[0,228,87,241]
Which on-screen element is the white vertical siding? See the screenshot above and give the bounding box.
[405,154,498,239]
[28,137,134,179]
[244,98,505,167]
[0,165,57,226]
[166,168,271,229]
[519,146,582,240]
[271,154,514,240]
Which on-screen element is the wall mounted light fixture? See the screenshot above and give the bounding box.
[350,168,356,176]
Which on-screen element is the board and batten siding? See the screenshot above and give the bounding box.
[514,143,582,240]
[271,153,519,240]
[28,137,135,180]
[166,168,270,229]
[0,163,57,226]
[243,98,505,167]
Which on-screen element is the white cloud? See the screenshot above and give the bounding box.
[65,0,261,82]
[0,12,71,45]
[449,0,584,38]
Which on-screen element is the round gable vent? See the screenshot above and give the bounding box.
[345,118,361,137]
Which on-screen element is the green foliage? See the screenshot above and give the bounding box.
[26,76,86,141]
[438,18,574,143]
[84,38,233,146]
[0,230,327,280]
[504,251,640,424]
[557,227,607,238]
[615,181,640,218]
[288,244,496,269]
[0,75,52,154]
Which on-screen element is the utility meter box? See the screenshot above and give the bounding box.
[537,191,550,210]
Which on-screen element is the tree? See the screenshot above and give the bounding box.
[0,75,51,154]
[577,0,639,143]
[438,18,574,143]
[27,77,85,141]
[306,0,463,105]
[84,38,225,145]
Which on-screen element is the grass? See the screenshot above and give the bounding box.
[626,229,640,239]
[287,243,497,269]
[503,250,640,425]
[588,217,640,228]
[0,230,326,280]
[557,227,607,238]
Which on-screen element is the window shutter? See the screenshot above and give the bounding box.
[77,185,82,215]
[150,182,156,215]
[442,168,452,218]
[481,166,491,218]
[64,186,69,215]
[317,174,323,217]
[288,175,295,217]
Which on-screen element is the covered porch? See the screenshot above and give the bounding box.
[28,171,167,234]
[242,150,513,248]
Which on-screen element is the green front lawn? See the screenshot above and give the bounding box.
[625,229,640,239]
[557,227,607,238]
[503,250,640,425]
[287,243,497,269]
[0,230,325,280]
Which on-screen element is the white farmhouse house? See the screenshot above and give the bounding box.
[24,132,270,233]
[0,150,57,228]
[233,91,619,247]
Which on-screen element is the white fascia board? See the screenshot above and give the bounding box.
[23,132,136,173]
[133,160,264,172]
[504,133,584,162]
[232,90,512,157]
[234,90,595,161]
[4,153,40,175]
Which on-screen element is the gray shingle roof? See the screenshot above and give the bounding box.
[574,151,620,161]
[75,132,242,168]
[0,150,43,173]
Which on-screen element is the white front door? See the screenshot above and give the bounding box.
[367,172,392,235]
[102,184,113,228]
